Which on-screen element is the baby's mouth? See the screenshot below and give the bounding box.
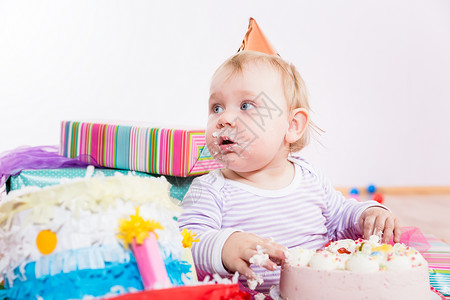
[218,136,236,149]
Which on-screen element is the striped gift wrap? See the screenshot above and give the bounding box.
[424,234,450,298]
[60,121,222,177]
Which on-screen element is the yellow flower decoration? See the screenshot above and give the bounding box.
[117,207,164,248]
[181,228,200,248]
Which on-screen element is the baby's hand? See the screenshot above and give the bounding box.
[222,231,287,280]
[359,207,401,243]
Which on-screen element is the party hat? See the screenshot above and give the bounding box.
[238,17,278,56]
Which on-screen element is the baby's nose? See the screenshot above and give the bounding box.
[217,110,237,127]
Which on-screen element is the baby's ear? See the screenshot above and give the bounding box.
[285,108,309,143]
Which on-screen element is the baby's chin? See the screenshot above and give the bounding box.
[216,156,260,174]
[210,151,246,169]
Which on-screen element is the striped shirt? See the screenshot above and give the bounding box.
[178,157,382,292]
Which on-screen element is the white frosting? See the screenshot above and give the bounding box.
[285,235,427,273]
[285,247,314,267]
[308,251,339,271]
[254,293,266,300]
[346,253,379,273]
[409,252,427,268]
[359,242,373,255]
[385,255,413,271]
[369,251,387,268]
[247,274,264,290]
[249,245,269,267]
[326,239,358,254]
[393,243,408,254]
[183,272,238,286]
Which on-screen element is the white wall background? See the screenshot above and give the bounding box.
[1,0,449,187]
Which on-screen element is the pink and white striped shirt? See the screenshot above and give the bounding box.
[178,157,383,292]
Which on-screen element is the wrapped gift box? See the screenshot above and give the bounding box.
[7,168,194,202]
[423,234,450,297]
[59,121,222,177]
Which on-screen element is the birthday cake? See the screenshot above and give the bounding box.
[0,174,199,299]
[279,236,430,300]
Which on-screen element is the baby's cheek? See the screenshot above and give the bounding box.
[206,116,218,134]
[205,134,213,147]
[205,133,219,152]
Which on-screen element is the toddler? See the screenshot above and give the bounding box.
[178,50,400,293]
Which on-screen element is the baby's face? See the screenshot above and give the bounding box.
[206,61,291,173]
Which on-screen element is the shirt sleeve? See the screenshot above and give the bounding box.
[317,170,388,241]
[177,175,240,279]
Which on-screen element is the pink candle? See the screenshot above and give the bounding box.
[132,232,171,289]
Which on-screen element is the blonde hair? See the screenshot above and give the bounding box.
[212,50,319,152]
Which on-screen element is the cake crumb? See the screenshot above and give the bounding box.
[254,292,266,299]
[247,273,264,290]
[250,245,269,267]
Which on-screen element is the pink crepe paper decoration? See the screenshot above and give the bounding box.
[389,226,430,253]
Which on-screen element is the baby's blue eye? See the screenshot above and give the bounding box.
[213,105,223,113]
[241,102,255,110]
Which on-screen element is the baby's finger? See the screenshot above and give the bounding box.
[234,259,254,279]
[362,214,376,239]
[381,217,395,243]
[247,242,282,271]
[393,218,402,243]
[243,248,259,263]
[263,242,287,263]
[270,256,285,266]
[372,215,386,237]
[261,259,277,271]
